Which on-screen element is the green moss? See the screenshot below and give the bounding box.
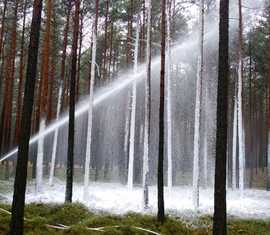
[228,219,270,235]
[48,203,92,225]
[0,203,270,235]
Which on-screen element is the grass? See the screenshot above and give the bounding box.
[0,203,270,234]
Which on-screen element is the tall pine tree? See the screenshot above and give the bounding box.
[9,0,43,233]
[213,0,229,234]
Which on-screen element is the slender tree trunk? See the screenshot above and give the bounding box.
[48,13,61,184]
[166,0,173,191]
[232,85,238,190]
[0,0,7,60]
[9,0,43,233]
[237,0,245,193]
[213,0,229,234]
[126,0,134,68]
[157,0,166,223]
[0,0,7,112]
[248,40,253,188]
[267,5,270,191]
[76,11,83,101]
[192,0,204,209]
[142,0,152,209]
[102,0,110,81]
[36,119,45,192]
[61,1,72,111]
[66,0,80,203]
[127,15,139,190]
[36,0,53,192]
[140,0,146,63]
[108,21,114,80]
[47,10,57,122]
[14,0,27,146]
[49,84,63,186]
[83,0,99,201]
[1,0,19,180]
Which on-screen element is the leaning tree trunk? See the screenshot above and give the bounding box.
[213,0,229,234]
[65,0,80,203]
[157,0,166,223]
[9,0,43,234]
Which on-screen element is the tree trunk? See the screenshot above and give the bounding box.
[61,1,72,111]
[267,5,270,191]
[232,85,238,190]
[14,0,27,146]
[36,0,53,192]
[83,0,99,201]
[0,0,7,60]
[157,0,166,223]
[9,0,43,233]
[142,0,151,209]
[237,0,245,193]
[213,0,229,234]
[192,0,204,209]
[0,0,19,180]
[127,15,139,190]
[65,0,80,203]
[0,0,7,110]
[76,11,83,101]
[166,0,173,191]
[49,84,63,186]
[102,0,110,81]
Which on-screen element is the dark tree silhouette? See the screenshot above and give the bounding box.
[213,0,229,234]
[9,0,43,234]
[65,0,81,203]
[157,0,166,223]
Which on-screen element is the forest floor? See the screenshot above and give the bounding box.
[1,178,270,219]
[0,203,270,235]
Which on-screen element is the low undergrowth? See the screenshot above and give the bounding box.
[0,203,269,234]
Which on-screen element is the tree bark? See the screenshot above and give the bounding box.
[83,0,99,200]
[14,0,27,146]
[36,0,53,192]
[237,0,245,193]
[65,0,80,203]
[192,0,204,209]
[102,0,110,81]
[0,0,7,60]
[142,0,152,209]
[76,10,83,101]
[9,0,43,233]
[61,0,72,111]
[157,0,166,223]
[213,0,229,234]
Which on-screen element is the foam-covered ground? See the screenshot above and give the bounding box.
[2,179,270,219]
